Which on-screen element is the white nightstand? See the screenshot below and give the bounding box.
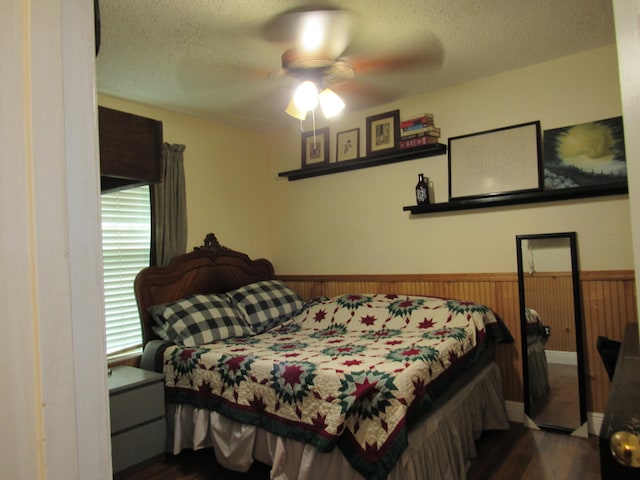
[108,365,166,474]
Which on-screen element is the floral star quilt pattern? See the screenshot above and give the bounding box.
[162,293,507,479]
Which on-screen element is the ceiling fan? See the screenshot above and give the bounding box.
[262,5,443,121]
[263,7,354,120]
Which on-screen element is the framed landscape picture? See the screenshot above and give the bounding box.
[542,116,627,193]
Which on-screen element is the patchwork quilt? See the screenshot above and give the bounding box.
[162,293,508,479]
[525,307,548,344]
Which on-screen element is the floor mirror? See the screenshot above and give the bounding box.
[516,232,588,436]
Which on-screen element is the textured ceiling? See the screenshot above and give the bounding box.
[96,0,616,132]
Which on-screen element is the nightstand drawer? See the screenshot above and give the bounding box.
[110,380,164,433]
[108,366,166,474]
[111,417,165,473]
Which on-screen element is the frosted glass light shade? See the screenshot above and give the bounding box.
[285,98,307,120]
[319,88,345,118]
[293,81,319,112]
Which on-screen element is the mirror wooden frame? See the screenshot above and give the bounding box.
[516,232,588,436]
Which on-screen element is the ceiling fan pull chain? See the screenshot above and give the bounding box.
[312,109,317,146]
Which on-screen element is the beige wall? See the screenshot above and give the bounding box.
[101,45,633,278]
[271,45,633,274]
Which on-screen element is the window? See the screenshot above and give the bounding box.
[101,185,151,355]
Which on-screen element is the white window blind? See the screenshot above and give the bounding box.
[101,185,151,355]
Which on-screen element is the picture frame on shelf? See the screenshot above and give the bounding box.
[336,128,360,162]
[542,116,627,194]
[448,121,542,201]
[301,127,330,168]
[366,109,400,156]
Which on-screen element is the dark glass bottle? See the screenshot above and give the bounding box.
[416,173,429,205]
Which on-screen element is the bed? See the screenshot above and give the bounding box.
[524,308,550,402]
[135,233,511,480]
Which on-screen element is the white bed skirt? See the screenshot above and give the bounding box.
[167,361,509,480]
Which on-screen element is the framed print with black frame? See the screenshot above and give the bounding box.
[542,116,627,195]
[448,121,542,201]
[301,127,330,168]
[336,128,360,162]
[366,110,400,156]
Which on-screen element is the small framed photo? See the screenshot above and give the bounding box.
[301,127,329,168]
[366,109,400,156]
[336,128,360,162]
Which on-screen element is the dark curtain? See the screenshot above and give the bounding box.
[153,143,187,266]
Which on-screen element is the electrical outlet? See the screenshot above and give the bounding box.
[543,325,551,336]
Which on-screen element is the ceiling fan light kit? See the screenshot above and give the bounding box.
[293,80,319,112]
[288,79,345,120]
[285,99,308,121]
[318,88,345,118]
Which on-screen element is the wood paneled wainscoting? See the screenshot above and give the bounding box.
[523,272,577,353]
[277,270,636,418]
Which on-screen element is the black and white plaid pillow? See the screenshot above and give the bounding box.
[148,293,252,346]
[226,280,304,333]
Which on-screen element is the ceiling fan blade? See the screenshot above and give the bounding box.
[353,53,437,75]
[334,21,441,69]
[263,6,352,60]
[330,79,396,111]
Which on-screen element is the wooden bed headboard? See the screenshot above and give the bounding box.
[134,233,275,344]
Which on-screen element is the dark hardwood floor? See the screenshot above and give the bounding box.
[467,424,600,480]
[115,451,270,480]
[530,362,581,429]
[117,422,600,480]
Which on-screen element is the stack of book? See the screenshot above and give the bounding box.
[399,114,441,150]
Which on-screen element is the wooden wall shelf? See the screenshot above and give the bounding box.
[403,184,629,214]
[278,143,447,181]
